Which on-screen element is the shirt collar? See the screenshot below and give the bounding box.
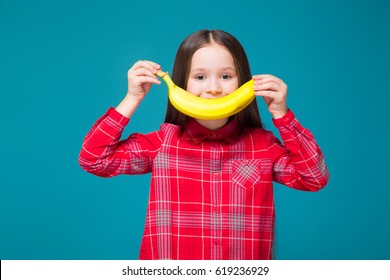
[183,118,242,144]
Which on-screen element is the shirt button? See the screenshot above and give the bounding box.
[214,240,220,246]
[213,206,219,212]
[210,133,217,139]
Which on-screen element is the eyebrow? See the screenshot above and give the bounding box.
[190,67,236,73]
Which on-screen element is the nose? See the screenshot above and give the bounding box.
[205,80,222,96]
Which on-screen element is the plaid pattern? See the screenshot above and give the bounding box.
[79,108,329,260]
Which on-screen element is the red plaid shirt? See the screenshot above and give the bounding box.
[79,108,329,260]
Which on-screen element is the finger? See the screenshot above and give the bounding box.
[136,75,161,85]
[131,69,163,87]
[142,60,161,71]
[253,74,285,86]
[253,81,282,92]
[252,74,272,79]
[254,90,277,98]
[131,60,161,75]
[133,67,159,78]
[129,69,161,85]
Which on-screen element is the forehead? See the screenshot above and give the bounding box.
[191,44,235,67]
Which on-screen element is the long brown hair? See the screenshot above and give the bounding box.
[164,29,263,128]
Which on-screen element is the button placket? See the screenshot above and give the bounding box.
[209,142,222,259]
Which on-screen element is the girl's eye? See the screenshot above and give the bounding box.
[221,74,232,79]
[195,75,206,80]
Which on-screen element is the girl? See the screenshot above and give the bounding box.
[79,29,329,260]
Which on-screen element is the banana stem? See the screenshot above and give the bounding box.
[156,70,175,88]
[156,70,167,78]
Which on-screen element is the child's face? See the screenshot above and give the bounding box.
[186,43,239,98]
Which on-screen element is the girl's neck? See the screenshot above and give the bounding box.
[195,118,229,131]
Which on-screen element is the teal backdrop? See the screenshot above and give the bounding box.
[1,0,389,260]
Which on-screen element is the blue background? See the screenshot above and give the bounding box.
[1,0,389,260]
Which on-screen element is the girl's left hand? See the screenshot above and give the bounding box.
[253,74,288,119]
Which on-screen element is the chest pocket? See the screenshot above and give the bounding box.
[232,159,269,190]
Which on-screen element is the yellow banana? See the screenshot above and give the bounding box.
[156,71,255,120]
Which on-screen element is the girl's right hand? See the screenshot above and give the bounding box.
[126,60,162,102]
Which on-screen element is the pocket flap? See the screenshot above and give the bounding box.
[232,160,264,190]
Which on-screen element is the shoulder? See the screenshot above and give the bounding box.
[159,123,181,137]
[242,126,276,142]
[240,126,286,160]
[125,123,181,154]
[160,122,181,132]
[143,123,181,143]
[240,126,284,150]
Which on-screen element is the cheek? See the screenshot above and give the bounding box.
[225,82,239,94]
[186,82,202,96]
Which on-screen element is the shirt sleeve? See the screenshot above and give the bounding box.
[271,110,329,191]
[78,107,163,177]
